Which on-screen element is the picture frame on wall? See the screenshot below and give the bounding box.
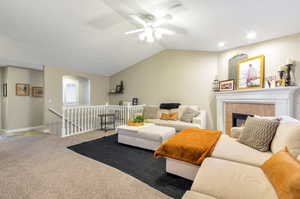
[3,83,7,97]
[16,83,30,96]
[219,80,234,91]
[237,55,265,90]
[32,87,44,97]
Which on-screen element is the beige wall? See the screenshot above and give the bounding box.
[44,66,109,125]
[0,67,5,129]
[218,33,300,119]
[110,50,219,129]
[110,34,300,128]
[2,66,44,130]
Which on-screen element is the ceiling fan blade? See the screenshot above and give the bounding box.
[160,24,187,35]
[156,28,175,35]
[130,15,147,27]
[125,29,145,35]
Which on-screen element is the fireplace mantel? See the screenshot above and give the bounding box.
[215,87,299,133]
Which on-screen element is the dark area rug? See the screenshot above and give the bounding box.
[68,134,192,199]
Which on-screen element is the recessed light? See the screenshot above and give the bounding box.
[246,32,257,40]
[218,42,225,47]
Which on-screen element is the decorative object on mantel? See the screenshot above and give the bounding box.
[276,58,296,87]
[109,80,124,94]
[128,115,145,126]
[237,55,265,90]
[275,79,286,87]
[277,64,288,86]
[212,75,220,92]
[265,75,276,88]
[219,80,234,91]
[287,58,296,86]
[276,59,296,86]
[228,53,248,88]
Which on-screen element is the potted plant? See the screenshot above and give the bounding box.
[128,115,145,126]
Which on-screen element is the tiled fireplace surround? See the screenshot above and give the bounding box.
[215,87,299,135]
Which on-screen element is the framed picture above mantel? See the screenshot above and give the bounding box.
[237,55,265,90]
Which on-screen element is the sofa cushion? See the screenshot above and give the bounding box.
[238,117,279,152]
[143,106,159,119]
[159,103,181,110]
[181,107,200,123]
[212,135,272,166]
[146,119,200,131]
[178,105,199,120]
[271,122,300,157]
[160,113,170,120]
[191,158,278,199]
[261,148,300,199]
[160,112,178,120]
[182,191,217,199]
[138,125,175,142]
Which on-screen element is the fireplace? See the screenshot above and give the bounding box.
[232,113,253,127]
[215,87,298,135]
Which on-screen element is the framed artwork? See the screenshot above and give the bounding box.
[219,80,234,91]
[16,83,30,96]
[32,87,44,97]
[237,55,265,90]
[3,83,7,97]
[132,98,138,105]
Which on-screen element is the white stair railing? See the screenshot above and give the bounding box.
[61,105,144,137]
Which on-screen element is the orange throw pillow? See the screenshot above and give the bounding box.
[169,112,178,120]
[261,148,300,199]
[160,112,178,120]
[160,113,170,120]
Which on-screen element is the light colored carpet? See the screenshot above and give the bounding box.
[9,130,42,136]
[0,131,171,199]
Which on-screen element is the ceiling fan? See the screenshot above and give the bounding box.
[125,14,175,43]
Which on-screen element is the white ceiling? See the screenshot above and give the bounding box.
[0,0,300,76]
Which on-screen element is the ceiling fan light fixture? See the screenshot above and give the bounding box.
[139,32,146,41]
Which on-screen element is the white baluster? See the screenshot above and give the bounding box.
[62,106,66,137]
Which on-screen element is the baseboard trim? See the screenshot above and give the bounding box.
[4,125,45,135]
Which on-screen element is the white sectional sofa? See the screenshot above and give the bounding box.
[145,105,207,131]
[182,116,300,199]
[183,157,278,199]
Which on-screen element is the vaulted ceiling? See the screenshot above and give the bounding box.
[0,0,300,75]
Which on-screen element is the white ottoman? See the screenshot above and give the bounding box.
[117,124,176,150]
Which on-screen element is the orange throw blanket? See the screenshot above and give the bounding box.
[154,128,221,165]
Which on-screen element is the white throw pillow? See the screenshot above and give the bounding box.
[271,122,300,157]
[178,105,199,120]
